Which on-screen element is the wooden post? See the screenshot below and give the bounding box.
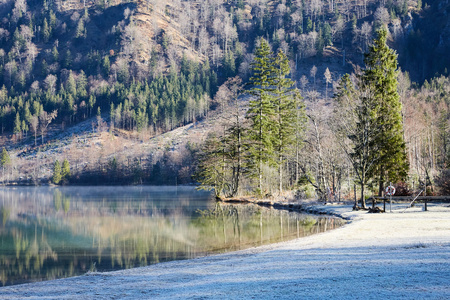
[389,182,392,213]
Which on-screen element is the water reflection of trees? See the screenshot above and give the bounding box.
[193,203,344,252]
[0,187,344,286]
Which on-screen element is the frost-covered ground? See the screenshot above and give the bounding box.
[1,203,449,299]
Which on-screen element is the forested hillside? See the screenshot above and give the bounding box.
[1,0,450,201]
[2,0,448,136]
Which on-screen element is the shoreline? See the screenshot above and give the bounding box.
[1,203,449,299]
[218,196,357,220]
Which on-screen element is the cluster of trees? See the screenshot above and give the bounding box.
[52,158,70,184]
[333,28,408,208]
[196,39,306,198]
[197,28,410,208]
[2,57,215,143]
[0,0,218,142]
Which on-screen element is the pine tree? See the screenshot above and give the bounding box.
[245,38,276,194]
[362,28,408,196]
[52,160,62,184]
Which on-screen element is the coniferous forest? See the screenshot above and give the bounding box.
[1,0,450,206]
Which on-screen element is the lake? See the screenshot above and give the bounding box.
[0,186,345,286]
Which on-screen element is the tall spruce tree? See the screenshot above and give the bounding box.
[272,49,303,194]
[246,38,276,194]
[334,28,408,208]
[362,28,408,196]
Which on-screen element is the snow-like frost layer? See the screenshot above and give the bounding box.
[1,204,449,299]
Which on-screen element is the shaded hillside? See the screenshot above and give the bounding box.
[400,0,450,81]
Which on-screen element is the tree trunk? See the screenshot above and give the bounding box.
[378,167,384,197]
[279,153,283,194]
[360,182,366,208]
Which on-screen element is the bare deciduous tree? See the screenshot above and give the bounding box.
[29,115,39,146]
[39,110,58,144]
[324,67,332,100]
[310,65,317,87]
[44,74,57,95]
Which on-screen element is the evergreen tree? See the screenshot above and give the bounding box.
[42,18,50,42]
[195,133,226,198]
[88,95,96,117]
[102,55,110,76]
[62,159,70,181]
[75,19,85,38]
[13,112,21,138]
[52,160,62,184]
[63,50,72,68]
[223,50,236,78]
[334,28,408,208]
[246,38,276,194]
[77,70,88,98]
[52,46,59,62]
[362,28,408,196]
[272,49,304,193]
[323,22,333,47]
[1,147,10,168]
[21,120,28,137]
[1,147,11,184]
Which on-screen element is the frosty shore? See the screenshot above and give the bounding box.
[1,203,449,299]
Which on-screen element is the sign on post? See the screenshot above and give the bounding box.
[385,185,396,196]
[386,184,395,212]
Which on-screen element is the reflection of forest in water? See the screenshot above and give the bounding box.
[0,187,345,286]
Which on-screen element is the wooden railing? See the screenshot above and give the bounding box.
[368,196,450,212]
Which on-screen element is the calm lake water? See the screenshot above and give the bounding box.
[0,186,345,286]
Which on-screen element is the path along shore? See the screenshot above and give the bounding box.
[1,202,449,299]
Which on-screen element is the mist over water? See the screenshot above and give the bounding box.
[0,186,344,286]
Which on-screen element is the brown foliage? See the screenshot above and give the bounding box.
[435,169,450,195]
